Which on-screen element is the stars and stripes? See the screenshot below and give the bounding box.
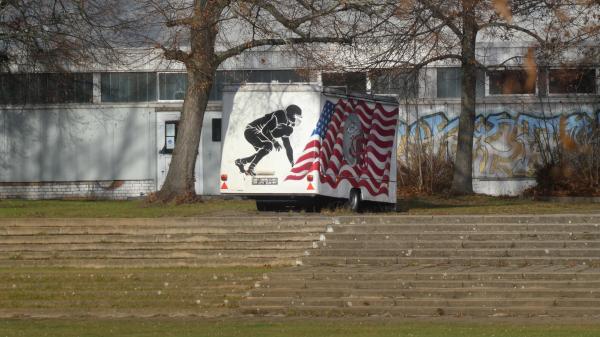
[285,97,398,196]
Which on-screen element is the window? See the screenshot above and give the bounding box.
[322,72,367,93]
[212,118,222,142]
[209,69,309,100]
[436,67,486,98]
[160,121,178,154]
[159,73,187,100]
[488,69,536,95]
[247,69,308,83]
[0,73,93,104]
[370,70,418,98]
[101,72,156,102]
[549,68,596,94]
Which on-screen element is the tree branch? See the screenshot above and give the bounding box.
[419,0,463,37]
[216,36,351,63]
[159,45,190,63]
[245,0,348,38]
[480,21,546,45]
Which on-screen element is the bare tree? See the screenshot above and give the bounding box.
[0,0,125,71]
[121,0,362,202]
[349,0,600,194]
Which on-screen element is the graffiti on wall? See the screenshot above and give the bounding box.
[398,110,600,179]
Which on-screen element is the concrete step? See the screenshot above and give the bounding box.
[242,297,600,308]
[0,218,323,267]
[310,248,600,258]
[321,232,600,241]
[239,305,600,317]
[247,287,600,299]
[301,256,600,266]
[0,257,297,268]
[236,215,600,317]
[329,224,600,234]
[0,233,317,244]
[257,279,600,290]
[1,225,325,236]
[3,215,599,228]
[267,271,600,282]
[0,241,314,252]
[318,240,600,249]
[0,217,332,227]
[326,215,600,225]
[0,249,309,260]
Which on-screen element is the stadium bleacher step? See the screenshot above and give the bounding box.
[240,214,600,317]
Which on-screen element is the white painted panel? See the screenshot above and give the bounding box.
[221,83,399,204]
[0,107,153,182]
[156,111,180,190]
[156,111,222,196]
[198,111,222,195]
[221,84,322,195]
[473,179,536,196]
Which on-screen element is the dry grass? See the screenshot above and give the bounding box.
[0,267,269,318]
[1,317,600,337]
[0,199,257,218]
[398,194,600,215]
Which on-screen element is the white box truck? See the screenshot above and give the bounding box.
[220,83,399,211]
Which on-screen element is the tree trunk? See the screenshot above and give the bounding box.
[153,8,219,203]
[450,3,478,195]
[154,67,215,202]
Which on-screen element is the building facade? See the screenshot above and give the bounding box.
[0,44,598,199]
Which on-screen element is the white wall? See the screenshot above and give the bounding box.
[0,106,155,182]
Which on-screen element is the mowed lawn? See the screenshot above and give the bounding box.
[0,195,599,217]
[2,318,600,337]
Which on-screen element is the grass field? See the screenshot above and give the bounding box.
[0,267,268,318]
[2,267,600,337]
[2,318,600,337]
[0,199,257,218]
[0,195,598,218]
[396,195,600,215]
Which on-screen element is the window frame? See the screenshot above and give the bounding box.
[211,118,222,142]
[100,71,157,103]
[436,67,462,98]
[160,120,179,154]
[322,71,368,94]
[0,72,94,105]
[157,72,188,102]
[547,67,598,96]
[486,68,537,97]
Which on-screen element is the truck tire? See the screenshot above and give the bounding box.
[256,200,269,211]
[348,189,362,213]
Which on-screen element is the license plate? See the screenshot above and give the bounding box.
[252,177,278,185]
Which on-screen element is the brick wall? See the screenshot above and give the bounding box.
[0,180,155,200]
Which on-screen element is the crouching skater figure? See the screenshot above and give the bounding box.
[235,104,302,176]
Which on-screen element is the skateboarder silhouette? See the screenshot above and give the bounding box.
[235,104,302,176]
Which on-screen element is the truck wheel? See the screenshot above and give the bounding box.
[256,200,269,212]
[348,189,362,213]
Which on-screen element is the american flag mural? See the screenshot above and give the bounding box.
[285,98,398,196]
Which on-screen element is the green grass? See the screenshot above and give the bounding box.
[399,195,600,215]
[0,199,257,218]
[0,267,269,316]
[0,195,598,218]
[1,318,600,337]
